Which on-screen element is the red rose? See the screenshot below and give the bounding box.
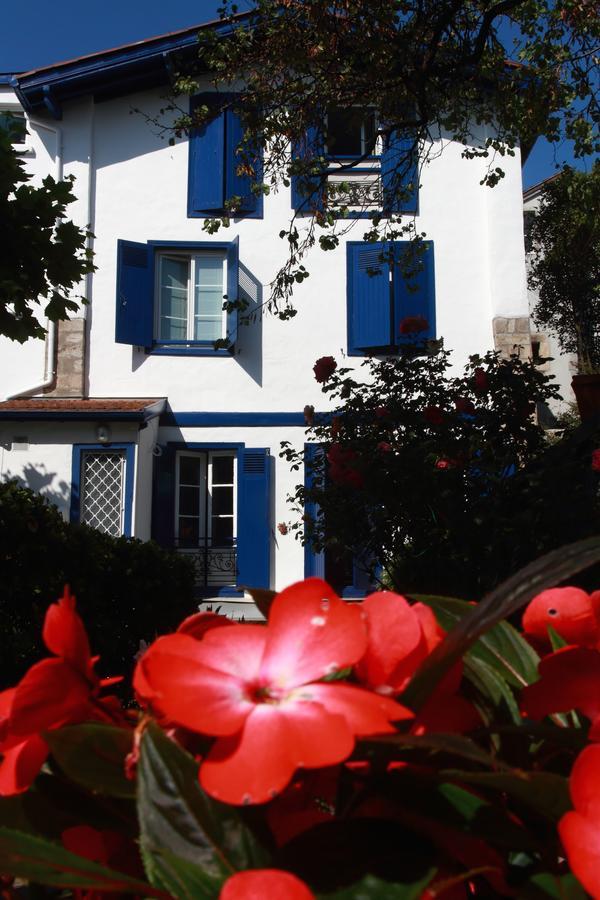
[399,315,429,335]
[454,397,476,415]
[377,442,392,453]
[473,367,489,393]
[313,356,337,383]
[423,405,444,425]
[435,458,452,470]
[374,406,390,419]
[277,522,289,536]
[592,449,600,472]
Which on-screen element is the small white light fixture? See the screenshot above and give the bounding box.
[96,424,111,445]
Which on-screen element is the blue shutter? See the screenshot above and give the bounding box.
[237,448,271,589]
[115,240,154,347]
[225,108,260,215]
[152,444,176,548]
[394,241,436,343]
[188,93,225,215]
[291,124,326,213]
[381,131,418,214]
[226,236,239,346]
[304,444,325,578]
[347,242,392,352]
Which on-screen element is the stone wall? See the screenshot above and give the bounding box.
[45,318,86,397]
[492,316,531,359]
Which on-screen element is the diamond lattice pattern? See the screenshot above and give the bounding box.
[81,451,124,536]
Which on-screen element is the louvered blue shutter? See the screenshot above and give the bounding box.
[225,108,260,215]
[347,242,392,352]
[237,448,271,589]
[381,131,418,214]
[188,93,225,215]
[152,444,176,548]
[394,240,436,342]
[115,240,154,347]
[225,236,239,346]
[291,124,326,213]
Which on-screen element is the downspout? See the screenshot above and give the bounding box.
[9,117,62,399]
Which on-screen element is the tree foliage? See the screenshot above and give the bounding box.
[161,0,599,317]
[528,162,600,373]
[0,120,94,342]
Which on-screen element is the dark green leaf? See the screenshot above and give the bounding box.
[403,536,600,711]
[359,732,509,770]
[320,871,437,898]
[547,626,569,652]
[45,724,134,798]
[441,770,571,822]
[463,656,521,724]
[519,871,587,899]
[0,826,165,895]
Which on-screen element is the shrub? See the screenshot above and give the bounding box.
[0,479,195,687]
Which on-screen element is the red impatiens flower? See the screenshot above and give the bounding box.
[399,315,429,335]
[423,406,444,426]
[522,587,600,650]
[559,744,600,899]
[136,578,411,805]
[0,587,123,796]
[313,356,337,383]
[592,449,600,472]
[219,869,315,899]
[520,646,600,737]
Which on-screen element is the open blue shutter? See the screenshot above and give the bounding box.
[152,444,176,548]
[188,93,225,215]
[394,241,436,342]
[291,124,326,213]
[226,236,239,346]
[115,240,154,347]
[237,448,271,589]
[347,242,392,352]
[304,444,325,578]
[381,131,418,214]
[225,108,259,215]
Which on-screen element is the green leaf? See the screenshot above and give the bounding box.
[45,724,134,798]
[0,826,165,896]
[320,871,437,899]
[403,536,600,711]
[441,770,571,822]
[137,722,268,896]
[519,871,587,899]
[547,625,569,652]
[463,656,521,724]
[358,732,509,771]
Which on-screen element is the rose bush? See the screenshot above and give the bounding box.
[1,537,600,897]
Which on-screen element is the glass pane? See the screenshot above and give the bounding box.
[0,111,27,143]
[179,455,202,486]
[160,257,188,340]
[178,517,199,547]
[211,486,233,516]
[179,486,200,516]
[327,108,364,156]
[212,455,234,484]
[194,256,224,342]
[212,516,234,546]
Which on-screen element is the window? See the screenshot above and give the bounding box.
[115,238,239,355]
[152,445,272,596]
[70,444,135,537]
[0,108,28,152]
[347,240,436,355]
[326,108,378,159]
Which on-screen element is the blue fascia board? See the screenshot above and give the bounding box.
[160,411,332,427]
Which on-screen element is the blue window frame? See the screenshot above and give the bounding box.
[188,93,263,219]
[347,240,436,356]
[115,238,240,356]
[70,443,135,537]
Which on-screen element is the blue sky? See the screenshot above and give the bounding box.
[1,0,593,189]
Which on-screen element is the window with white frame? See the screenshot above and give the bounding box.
[0,108,28,152]
[326,108,378,158]
[156,251,227,344]
[80,450,125,537]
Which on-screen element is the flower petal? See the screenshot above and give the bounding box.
[176,611,234,640]
[520,647,600,722]
[137,633,252,736]
[9,659,92,736]
[42,586,92,676]
[302,683,412,735]
[192,625,267,680]
[522,587,600,648]
[356,592,424,690]
[260,579,367,688]
[219,869,315,900]
[0,735,48,795]
[559,811,600,899]
[568,744,600,818]
[280,700,354,769]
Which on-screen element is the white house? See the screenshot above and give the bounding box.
[0,19,532,615]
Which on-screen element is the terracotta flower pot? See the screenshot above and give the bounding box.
[572,374,600,421]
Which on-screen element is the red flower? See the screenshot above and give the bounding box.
[374,406,390,419]
[313,356,337,383]
[377,442,392,453]
[219,869,315,899]
[559,745,600,899]
[592,449,600,472]
[0,587,123,796]
[62,825,144,899]
[454,397,476,415]
[136,578,411,804]
[473,367,489,393]
[520,646,600,736]
[435,458,457,470]
[423,406,444,426]
[522,587,600,650]
[399,315,429,335]
[327,444,365,489]
[277,522,289,536]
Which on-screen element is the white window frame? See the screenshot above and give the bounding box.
[154,250,228,345]
[174,450,237,547]
[0,105,30,154]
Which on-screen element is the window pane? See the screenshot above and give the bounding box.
[194,256,224,342]
[159,257,188,340]
[212,485,233,516]
[212,516,234,546]
[178,517,199,547]
[179,486,200,517]
[179,455,202,486]
[212,455,234,484]
[0,111,27,143]
[327,108,364,156]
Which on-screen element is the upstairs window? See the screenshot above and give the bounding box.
[326,108,378,159]
[0,109,28,152]
[157,252,227,344]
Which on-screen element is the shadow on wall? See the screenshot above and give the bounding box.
[3,463,70,520]
[235,261,264,387]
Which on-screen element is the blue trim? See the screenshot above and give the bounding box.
[304,444,325,579]
[70,443,135,537]
[160,411,330,427]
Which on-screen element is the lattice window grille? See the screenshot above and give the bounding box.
[81,451,125,537]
